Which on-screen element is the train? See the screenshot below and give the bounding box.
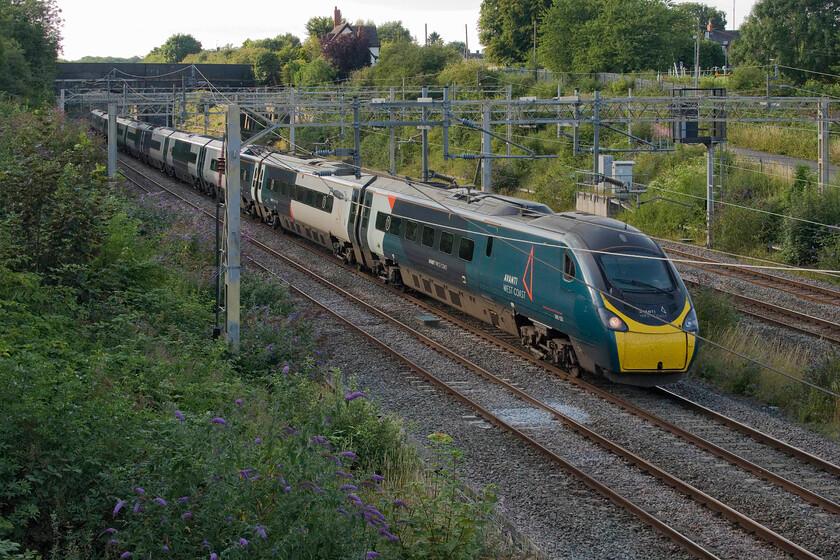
[90,109,698,386]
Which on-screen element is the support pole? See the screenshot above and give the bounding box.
[289,88,296,153]
[421,86,429,182]
[706,142,715,247]
[627,88,632,146]
[353,97,361,178]
[556,83,562,138]
[443,86,450,161]
[573,88,580,156]
[224,104,241,353]
[506,85,512,157]
[389,86,396,173]
[818,99,830,194]
[204,102,209,135]
[593,90,600,176]
[107,103,117,179]
[59,89,65,112]
[482,103,492,192]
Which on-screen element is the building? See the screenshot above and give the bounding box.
[325,7,381,65]
[704,22,740,68]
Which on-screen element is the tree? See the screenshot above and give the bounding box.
[730,0,840,83]
[321,29,371,76]
[0,0,62,104]
[306,15,334,39]
[254,50,282,85]
[293,56,336,86]
[372,42,460,85]
[159,33,202,63]
[378,21,413,44]
[539,0,690,73]
[673,2,727,30]
[478,0,553,64]
[427,31,443,46]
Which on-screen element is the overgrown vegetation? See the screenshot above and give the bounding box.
[0,101,516,558]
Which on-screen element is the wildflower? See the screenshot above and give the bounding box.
[282,365,290,375]
[133,502,144,514]
[366,553,382,559]
[210,417,227,426]
[104,528,116,534]
[108,539,117,546]
[345,391,366,400]
[285,486,291,492]
[336,471,354,478]
[254,525,267,539]
[337,508,350,517]
[346,494,363,504]
[211,554,218,560]
[366,506,386,521]
[174,410,185,421]
[371,474,385,481]
[226,516,234,522]
[239,538,248,548]
[134,487,144,495]
[235,399,243,405]
[155,498,167,507]
[339,451,357,459]
[393,500,408,509]
[120,553,132,559]
[324,417,331,424]
[113,500,127,517]
[181,512,192,519]
[340,485,358,491]
[162,545,170,553]
[239,469,255,478]
[380,529,398,543]
[202,540,210,547]
[177,496,190,504]
[254,438,261,443]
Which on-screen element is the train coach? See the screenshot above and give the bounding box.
[91,110,698,386]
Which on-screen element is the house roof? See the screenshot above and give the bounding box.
[327,23,380,47]
[706,29,740,46]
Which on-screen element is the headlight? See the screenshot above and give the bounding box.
[597,307,628,332]
[682,308,699,333]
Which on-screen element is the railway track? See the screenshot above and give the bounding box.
[116,156,840,559]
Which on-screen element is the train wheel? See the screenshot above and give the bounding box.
[568,366,581,378]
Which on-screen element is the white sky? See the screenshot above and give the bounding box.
[56,0,758,62]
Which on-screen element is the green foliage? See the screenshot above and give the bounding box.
[147,33,202,63]
[293,57,336,87]
[691,286,740,337]
[730,0,840,84]
[254,50,283,85]
[0,0,61,104]
[377,21,414,44]
[478,0,553,64]
[367,42,460,86]
[673,2,727,30]
[539,0,691,73]
[778,166,840,266]
[307,16,335,39]
[797,352,840,426]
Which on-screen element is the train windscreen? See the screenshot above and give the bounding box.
[597,251,676,294]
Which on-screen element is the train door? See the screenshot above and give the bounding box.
[478,225,498,292]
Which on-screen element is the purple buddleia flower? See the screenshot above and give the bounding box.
[393,500,408,509]
[181,512,192,519]
[239,538,248,548]
[254,525,267,539]
[155,498,167,507]
[285,486,291,493]
[339,485,358,491]
[282,365,290,375]
[108,540,117,546]
[336,471,354,478]
[177,496,190,504]
[104,528,116,534]
[113,500,127,517]
[132,502,143,514]
[366,506,386,521]
[174,410,185,421]
[254,438,261,444]
[210,554,218,560]
[371,474,385,481]
[337,508,350,517]
[134,487,144,495]
[235,398,242,405]
[239,469,254,478]
[162,545,169,553]
[324,417,331,424]
[226,516,234,522]
[120,553,132,559]
[339,451,357,459]
[210,417,227,426]
[365,553,382,559]
[202,540,210,548]
[345,391,366,400]
[346,493,362,504]
[380,529,398,543]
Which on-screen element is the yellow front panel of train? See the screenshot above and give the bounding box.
[615,331,688,371]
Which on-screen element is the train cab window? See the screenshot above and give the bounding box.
[486,236,494,257]
[422,225,436,248]
[388,216,402,236]
[375,212,388,232]
[563,251,576,282]
[459,238,475,261]
[404,220,418,242]
[280,182,289,197]
[439,231,454,254]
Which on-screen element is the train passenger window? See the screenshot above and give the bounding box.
[388,216,402,236]
[459,238,475,261]
[349,191,359,225]
[306,190,315,206]
[563,251,576,281]
[210,159,218,172]
[422,226,435,248]
[296,187,307,203]
[324,196,334,213]
[241,168,249,182]
[486,236,494,257]
[316,193,326,208]
[439,231,454,254]
[149,140,161,151]
[404,220,418,241]
[375,212,388,232]
[361,193,373,228]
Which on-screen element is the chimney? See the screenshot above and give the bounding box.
[334,7,341,28]
[707,20,713,32]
